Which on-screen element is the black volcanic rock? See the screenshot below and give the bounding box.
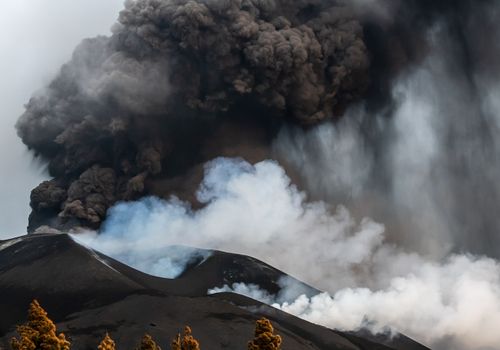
[170,247,321,298]
[0,234,429,350]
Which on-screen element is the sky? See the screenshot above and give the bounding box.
[0,0,123,238]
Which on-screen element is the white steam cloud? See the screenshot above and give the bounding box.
[79,157,385,288]
[80,154,500,350]
[212,255,500,350]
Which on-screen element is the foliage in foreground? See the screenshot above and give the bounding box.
[11,300,70,350]
[98,333,116,350]
[11,300,282,350]
[171,326,200,350]
[248,318,282,350]
[136,334,161,350]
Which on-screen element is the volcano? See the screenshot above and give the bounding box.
[0,233,428,350]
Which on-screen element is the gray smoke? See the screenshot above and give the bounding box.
[17,0,483,233]
[275,6,500,258]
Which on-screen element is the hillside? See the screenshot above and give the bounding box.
[0,233,429,350]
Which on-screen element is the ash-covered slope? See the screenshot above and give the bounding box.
[0,234,428,350]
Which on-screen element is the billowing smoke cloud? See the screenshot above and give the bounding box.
[17,0,375,232]
[78,158,386,290]
[17,0,487,233]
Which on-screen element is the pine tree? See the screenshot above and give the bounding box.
[98,333,116,350]
[136,334,161,350]
[171,334,181,350]
[181,327,200,350]
[171,326,200,350]
[248,318,282,350]
[11,299,70,350]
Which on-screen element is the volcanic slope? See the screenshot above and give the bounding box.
[0,234,428,350]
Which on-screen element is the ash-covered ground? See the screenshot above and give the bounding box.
[0,234,429,350]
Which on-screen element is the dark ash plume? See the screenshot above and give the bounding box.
[17,0,494,232]
[17,0,372,231]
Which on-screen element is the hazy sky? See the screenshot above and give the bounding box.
[0,0,123,238]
